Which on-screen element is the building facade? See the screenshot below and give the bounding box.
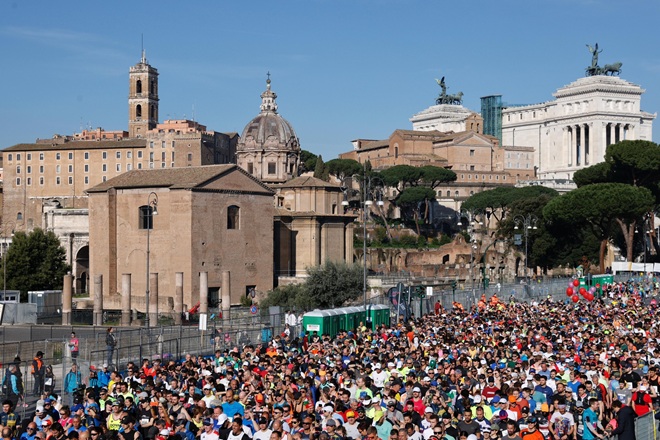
[273,176,355,279]
[87,165,274,311]
[501,75,656,181]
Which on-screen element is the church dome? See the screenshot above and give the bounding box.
[237,78,300,152]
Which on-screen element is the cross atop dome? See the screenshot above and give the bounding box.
[260,72,278,114]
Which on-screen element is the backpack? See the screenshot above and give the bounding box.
[635,391,647,406]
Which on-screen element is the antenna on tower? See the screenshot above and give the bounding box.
[192,104,195,122]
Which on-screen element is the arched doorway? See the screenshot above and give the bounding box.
[75,245,89,294]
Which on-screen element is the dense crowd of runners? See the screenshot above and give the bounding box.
[0,279,658,440]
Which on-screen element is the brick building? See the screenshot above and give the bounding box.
[86,164,274,310]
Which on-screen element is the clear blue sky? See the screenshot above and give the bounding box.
[1,0,658,159]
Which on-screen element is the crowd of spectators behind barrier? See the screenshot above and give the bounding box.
[1,280,660,440]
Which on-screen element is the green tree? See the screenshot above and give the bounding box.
[313,155,329,181]
[395,186,436,235]
[304,261,363,308]
[379,165,423,194]
[543,183,654,272]
[326,158,363,181]
[462,186,558,223]
[4,228,70,301]
[300,150,318,174]
[420,165,457,189]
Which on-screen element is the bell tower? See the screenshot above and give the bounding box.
[128,50,159,138]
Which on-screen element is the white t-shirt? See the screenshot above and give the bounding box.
[254,429,272,440]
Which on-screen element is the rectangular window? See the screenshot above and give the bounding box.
[161,152,166,161]
[171,141,175,148]
[39,177,44,185]
[16,153,21,160]
[102,176,107,182]
[56,177,61,185]
[68,152,73,160]
[149,152,154,162]
[68,164,73,173]
[139,206,155,230]
[84,152,89,160]
[16,177,21,185]
[127,151,132,159]
[56,165,61,174]
[84,164,89,173]
[268,162,276,174]
[149,162,154,169]
[102,151,107,160]
[26,177,31,185]
[470,149,475,157]
[116,151,121,159]
[56,153,60,160]
[187,153,193,162]
[39,165,44,173]
[161,141,165,148]
[7,154,12,161]
[127,164,133,171]
[137,151,143,159]
[26,166,31,174]
[16,165,21,174]
[116,164,121,172]
[161,162,166,168]
[138,163,143,170]
[247,163,254,174]
[68,176,73,185]
[470,165,475,171]
[150,141,154,149]
[84,176,89,185]
[27,153,32,161]
[171,162,175,167]
[101,164,107,172]
[39,153,44,161]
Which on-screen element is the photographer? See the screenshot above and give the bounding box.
[64,365,84,406]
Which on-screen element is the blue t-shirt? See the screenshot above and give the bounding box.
[222,401,244,418]
[582,407,598,440]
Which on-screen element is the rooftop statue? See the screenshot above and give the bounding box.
[585,43,622,77]
[435,76,463,105]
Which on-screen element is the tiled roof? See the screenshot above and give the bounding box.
[86,164,273,194]
[279,176,342,189]
[3,139,147,152]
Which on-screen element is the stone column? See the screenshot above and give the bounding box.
[174,272,183,325]
[609,123,616,146]
[62,273,73,325]
[121,274,131,326]
[345,223,354,264]
[93,275,103,326]
[587,123,594,164]
[221,271,231,320]
[199,273,208,315]
[563,127,569,166]
[579,124,586,165]
[149,273,158,327]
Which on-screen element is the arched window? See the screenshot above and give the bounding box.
[138,205,154,230]
[17,212,23,221]
[227,205,240,230]
[136,104,142,118]
[150,80,156,94]
[136,79,142,94]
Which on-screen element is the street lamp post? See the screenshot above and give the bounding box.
[145,192,159,328]
[513,214,538,283]
[342,172,384,327]
[1,222,15,297]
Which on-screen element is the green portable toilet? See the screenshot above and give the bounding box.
[370,304,390,327]
[591,274,614,297]
[334,307,350,332]
[345,306,362,332]
[303,310,329,336]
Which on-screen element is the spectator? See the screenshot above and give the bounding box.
[31,351,45,397]
[106,328,117,367]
